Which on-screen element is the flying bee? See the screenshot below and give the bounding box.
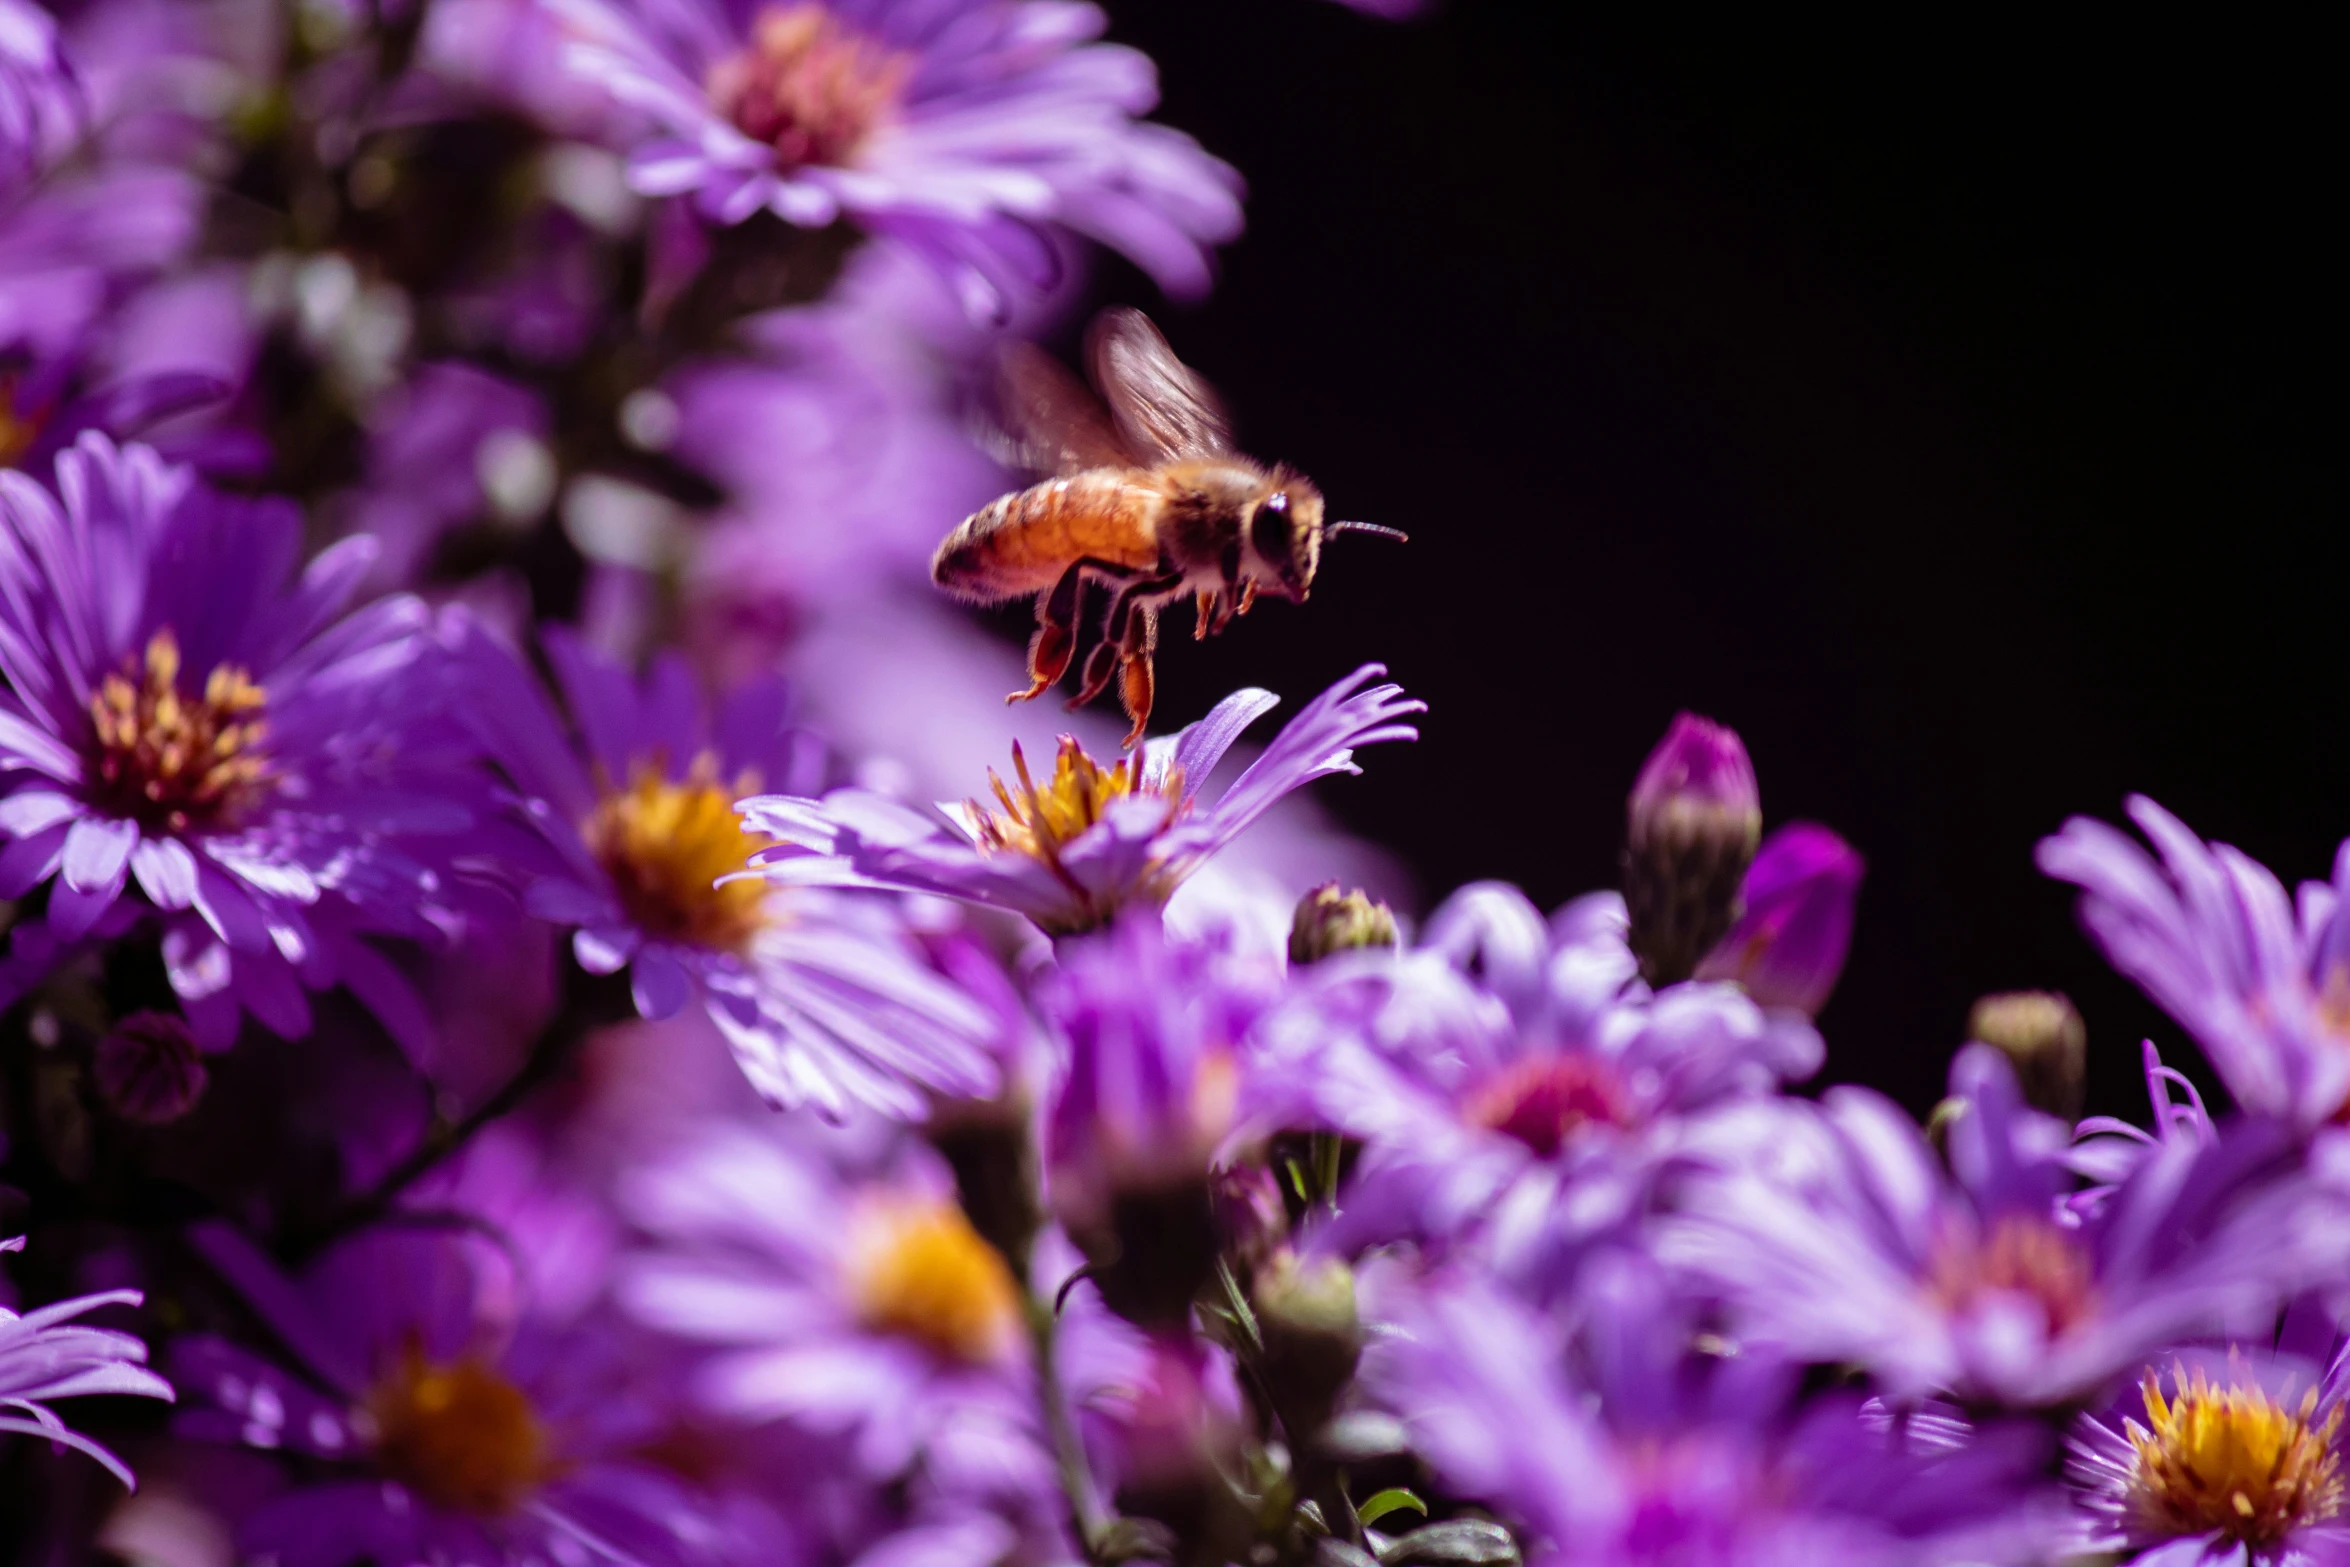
[930,307,1405,748]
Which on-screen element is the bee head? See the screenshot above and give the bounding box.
[1246,478,1325,602]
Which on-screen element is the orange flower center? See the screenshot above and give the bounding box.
[2127,1364,2345,1547]
[1,376,46,468]
[959,736,1187,933]
[1921,1211,2097,1339]
[845,1200,1023,1365]
[1464,1052,1635,1157]
[584,758,774,954]
[364,1348,552,1517]
[707,3,911,170]
[86,628,272,833]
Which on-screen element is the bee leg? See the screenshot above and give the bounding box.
[1193,589,1217,641]
[1070,572,1178,713]
[1118,608,1159,749]
[1007,562,1091,703]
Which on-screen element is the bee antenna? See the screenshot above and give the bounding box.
[1327,520,1410,543]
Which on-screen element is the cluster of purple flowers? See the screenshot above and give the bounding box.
[3,3,2346,1566]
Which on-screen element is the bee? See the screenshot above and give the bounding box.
[931,307,1404,748]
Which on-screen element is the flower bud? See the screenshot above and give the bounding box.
[1211,1162,1289,1274]
[1622,712,1762,987]
[1253,1251,1362,1445]
[1966,990,2087,1121]
[1288,883,1399,966]
[93,1011,208,1125]
[1695,822,1864,1015]
[1111,1336,1252,1567]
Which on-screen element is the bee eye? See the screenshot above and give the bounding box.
[1251,492,1292,563]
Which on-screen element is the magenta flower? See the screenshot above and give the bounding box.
[0,435,482,1048]
[1,1234,174,1489]
[453,619,999,1119]
[1659,1045,2350,1410]
[551,0,1244,316]
[1694,821,1865,1015]
[2040,795,2350,1128]
[741,664,1422,938]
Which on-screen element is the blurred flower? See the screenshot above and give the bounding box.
[175,1221,717,1566]
[1256,880,1821,1290]
[93,1008,210,1123]
[1693,821,1863,1017]
[2068,1345,2350,1564]
[618,1122,1051,1488]
[1621,711,1761,987]
[341,362,555,590]
[742,664,1421,938]
[1,1233,175,1488]
[455,620,999,1119]
[0,435,480,1048]
[1660,1044,2350,1409]
[1360,1254,2056,1567]
[2041,794,2350,1128]
[553,0,1244,316]
[1,1,78,193]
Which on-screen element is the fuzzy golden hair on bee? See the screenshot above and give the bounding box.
[931,308,1404,747]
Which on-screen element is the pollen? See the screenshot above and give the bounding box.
[1464,1052,1635,1157]
[584,757,774,954]
[364,1346,553,1517]
[961,736,1187,931]
[2126,1363,2346,1547]
[845,1200,1023,1365]
[86,628,272,833]
[1921,1211,2097,1338]
[707,3,911,171]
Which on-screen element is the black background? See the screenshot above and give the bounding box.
[1077,3,2343,1118]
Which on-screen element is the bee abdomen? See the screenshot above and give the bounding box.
[932,474,1159,600]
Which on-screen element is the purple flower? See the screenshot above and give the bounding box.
[453,618,1000,1119]
[2065,1039,2215,1219]
[2067,1343,2350,1564]
[617,1121,1049,1486]
[342,362,555,590]
[1628,711,1760,838]
[552,0,1244,316]
[2040,794,2350,1127]
[1693,821,1864,1015]
[0,435,480,1048]
[1659,1044,2350,1409]
[2,1,78,193]
[741,664,1422,938]
[1252,880,1821,1282]
[2,1233,174,1488]
[1358,1254,2055,1567]
[1039,915,1280,1243]
[175,1220,717,1567]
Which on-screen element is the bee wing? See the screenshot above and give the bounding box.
[994,340,1135,476]
[1086,307,1234,464]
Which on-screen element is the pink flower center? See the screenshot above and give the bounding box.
[1922,1211,2097,1338]
[707,4,911,171]
[1464,1052,1635,1157]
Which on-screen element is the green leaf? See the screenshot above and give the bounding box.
[1357,1488,1427,1529]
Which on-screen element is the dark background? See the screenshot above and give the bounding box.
[1080,4,2342,1118]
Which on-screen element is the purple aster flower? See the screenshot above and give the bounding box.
[1358,1254,2056,1567]
[2040,794,2350,1128]
[0,434,480,1048]
[617,1121,1051,1487]
[1693,821,1864,1016]
[2,1233,174,1488]
[2066,1340,2350,1565]
[453,617,1000,1119]
[1252,879,1821,1284]
[552,0,1245,316]
[1659,1043,2350,1410]
[175,1220,720,1567]
[2064,1039,2216,1220]
[740,663,1422,938]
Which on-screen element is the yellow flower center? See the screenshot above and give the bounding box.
[845,1200,1022,1365]
[584,758,774,954]
[961,737,1187,932]
[364,1347,553,1518]
[87,629,272,833]
[707,3,911,170]
[1921,1211,2097,1339]
[2127,1364,2346,1547]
